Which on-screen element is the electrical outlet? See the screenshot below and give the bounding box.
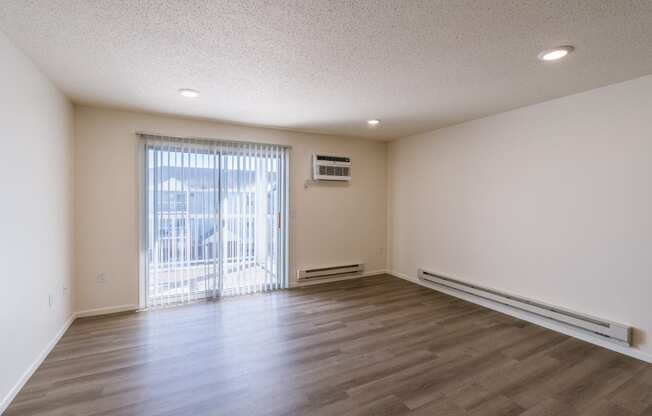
[97,272,106,284]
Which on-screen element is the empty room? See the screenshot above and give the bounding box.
[2,1,652,415]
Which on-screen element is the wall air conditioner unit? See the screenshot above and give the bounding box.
[312,154,351,181]
[298,263,364,281]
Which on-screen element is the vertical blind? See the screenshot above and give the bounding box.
[142,134,289,307]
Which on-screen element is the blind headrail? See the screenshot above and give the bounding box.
[136,131,292,149]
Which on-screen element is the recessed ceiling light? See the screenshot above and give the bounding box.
[538,46,574,61]
[178,88,199,98]
[367,119,380,126]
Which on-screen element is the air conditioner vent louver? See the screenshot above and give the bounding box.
[313,154,351,182]
[319,166,350,177]
[316,155,350,163]
[417,269,632,346]
[298,263,364,281]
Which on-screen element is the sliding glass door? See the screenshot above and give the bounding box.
[142,135,289,308]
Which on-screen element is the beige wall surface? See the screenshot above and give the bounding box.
[74,106,387,312]
[388,75,652,356]
[0,32,74,407]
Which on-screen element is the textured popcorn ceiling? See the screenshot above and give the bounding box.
[1,1,652,140]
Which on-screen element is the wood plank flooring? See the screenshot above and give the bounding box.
[6,275,652,415]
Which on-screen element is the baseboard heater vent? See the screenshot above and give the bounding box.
[298,263,364,281]
[417,269,632,346]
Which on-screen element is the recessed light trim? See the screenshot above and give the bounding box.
[178,88,200,98]
[367,119,380,126]
[538,46,574,61]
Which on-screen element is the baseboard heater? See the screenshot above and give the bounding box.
[417,269,632,346]
[298,263,364,281]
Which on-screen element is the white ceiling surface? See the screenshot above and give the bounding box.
[1,1,652,140]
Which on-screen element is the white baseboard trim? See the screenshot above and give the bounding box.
[0,314,75,414]
[389,270,652,364]
[75,304,139,318]
[292,269,388,287]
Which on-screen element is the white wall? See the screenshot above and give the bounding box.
[0,32,74,409]
[74,106,387,313]
[388,75,652,356]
